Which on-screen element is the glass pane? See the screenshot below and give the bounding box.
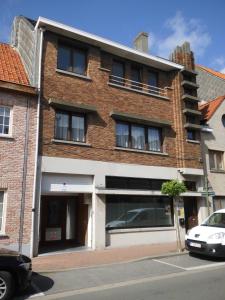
[112,61,125,85]
[57,46,71,71]
[71,115,85,142]
[106,195,173,229]
[148,127,161,152]
[4,117,9,126]
[4,108,10,117]
[131,125,145,150]
[148,72,158,94]
[216,152,224,170]
[0,107,4,115]
[55,112,69,140]
[116,123,129,148]
[3,126,9,134]
[0,116,3,125]
[0,125,3,134]
[209,151,215,170]
[73,50,86,75]
[131,67,142,90]
[47,200,62,227]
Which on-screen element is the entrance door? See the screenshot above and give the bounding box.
[40,196,89,250]
[184,197,198,232]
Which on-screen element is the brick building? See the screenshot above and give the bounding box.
[0,43,37,256]
[12,16,206,256]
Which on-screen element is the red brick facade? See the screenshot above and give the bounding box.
[40,32,202,170]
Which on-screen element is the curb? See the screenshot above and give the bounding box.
[34,250,188,274]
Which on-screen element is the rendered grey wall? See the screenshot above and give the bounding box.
[11,16,38,87]
[196,67,225,101]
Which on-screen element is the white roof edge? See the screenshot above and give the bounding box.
[35,16,184,70]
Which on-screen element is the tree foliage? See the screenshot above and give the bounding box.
[161,180,187,197]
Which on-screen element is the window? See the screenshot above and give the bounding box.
[116,121,162,152]
[148,127,161,151]
[0,106,11,136]
[222,115,225,127]
[55,111,85,142]
[116,123,129,148]
[148,71,158,94]
[187,129,199,141]
[57,44,87,75]
[209,150,224,171]
[106,195,173,229]
[131,125,145,150]
[111,60,125,85]
[106,176,167,190]
[131,66,142,90]
[186,115,197,124]
[0,192,6,233]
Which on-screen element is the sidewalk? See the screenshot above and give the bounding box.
[32,242,182,273]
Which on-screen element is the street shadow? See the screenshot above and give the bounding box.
[189,252,225,262]
[14,272,54,299]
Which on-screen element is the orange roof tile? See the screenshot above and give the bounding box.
[0,43,29,86]
[199,95,225,121]
[196,64,225,81]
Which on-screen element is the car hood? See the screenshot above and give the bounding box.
[186,225,225,242]
[106,220,126,228]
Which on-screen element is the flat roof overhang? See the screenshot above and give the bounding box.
[35,17,184,72]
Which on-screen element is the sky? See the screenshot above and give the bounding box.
[1,0,225,72]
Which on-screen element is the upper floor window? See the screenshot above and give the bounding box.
[0,106,11,136]
[55,110,85,143]
[131,66,142,90]
[148,71,158,94]
[112,60,125,85]
[116,121,162,152]
[57,44,87,76]
[187,129,199,141]
[209,150,224,171]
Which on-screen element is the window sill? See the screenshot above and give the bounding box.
[108,82,170,101]
[114,147,168,156]
[98,67,110,72]
[186,139,200,144]
[56,69,92,81]
[0,134,14,140]
[107,226,175,234]
[52,139,92,147]
[210,169,225,174]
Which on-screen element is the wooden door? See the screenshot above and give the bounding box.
[76,202,88,246]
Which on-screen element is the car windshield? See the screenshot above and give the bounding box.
[202,212,225,228]
[117,211,137,222]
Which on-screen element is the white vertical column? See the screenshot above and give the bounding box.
[92,193,106,249]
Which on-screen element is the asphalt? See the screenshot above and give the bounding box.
[16,252,225,299]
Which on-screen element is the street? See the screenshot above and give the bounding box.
[16,253,225,300]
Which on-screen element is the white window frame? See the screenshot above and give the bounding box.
[0,191,7,235]
[209,150,225,171]
[0,105,13,137]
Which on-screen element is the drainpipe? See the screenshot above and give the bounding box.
[30,27,45,257]
[18,99,30,254]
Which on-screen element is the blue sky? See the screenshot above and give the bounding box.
[1,0,225,72]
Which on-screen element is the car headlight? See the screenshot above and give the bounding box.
[208,232,225,240]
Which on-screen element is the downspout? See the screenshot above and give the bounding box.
[18,98,30,254]
[30,27,44,257]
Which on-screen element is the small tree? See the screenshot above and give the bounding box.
[161,180,187,252]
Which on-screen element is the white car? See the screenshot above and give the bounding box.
[185,209,225,257]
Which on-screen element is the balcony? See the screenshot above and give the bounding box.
[108,75,169,99]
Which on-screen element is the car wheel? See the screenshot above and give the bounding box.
[0,271,14,300]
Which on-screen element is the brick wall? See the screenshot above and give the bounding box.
[40,32,202,170]
[0,90,37,251]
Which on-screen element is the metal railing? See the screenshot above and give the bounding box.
[109,75,168,97]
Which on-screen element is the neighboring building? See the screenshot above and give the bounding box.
[12,16,206,257]
[0,43,37,256]
[196,65,225,102]
[199,96,225,211]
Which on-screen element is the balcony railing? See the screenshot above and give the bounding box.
[109,75,168,98]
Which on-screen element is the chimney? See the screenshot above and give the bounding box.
[169,41,195,70]
[134,32,149,53]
